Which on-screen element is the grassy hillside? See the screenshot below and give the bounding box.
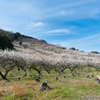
[1,29,100,100]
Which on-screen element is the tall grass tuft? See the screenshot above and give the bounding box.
[12,83,28,98]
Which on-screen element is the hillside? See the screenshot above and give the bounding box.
[0,29,47,44]
[0,28,67,55]
[1,29,100,100]
[1,28,100,68]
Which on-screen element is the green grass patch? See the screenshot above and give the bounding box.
[0,68,100,100]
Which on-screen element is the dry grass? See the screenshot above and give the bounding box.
[0,88,3,97]
[26,81,36,90]
[0,86,12,97]
[12,83,28,98]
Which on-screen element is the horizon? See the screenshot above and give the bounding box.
[0,0,100,52]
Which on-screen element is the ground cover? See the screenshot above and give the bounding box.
[0,68,100,100]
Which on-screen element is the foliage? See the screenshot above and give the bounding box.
[70,47,76,50]
[19,41,23,45]
[91,51,99,54]
[0,50,28,80]
[0,48,100,80]
[1,28,100,99]
[14,32,21,39]
[0,32,14,50]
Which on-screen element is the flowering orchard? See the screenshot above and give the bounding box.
[0,49,100,80]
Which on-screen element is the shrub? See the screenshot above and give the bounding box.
[91,51,99,54]
[14,32,21,39]
[70,47,76,50]
[22,44,28,48]
[19,41,23,45]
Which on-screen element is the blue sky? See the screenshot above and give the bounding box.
[0,0,100,52]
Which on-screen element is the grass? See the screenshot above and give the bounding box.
[12,83,28,98]
[0,68,100,100]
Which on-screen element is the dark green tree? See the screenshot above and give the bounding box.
[14,32,21,39]
[91,51,99,54]
[0,32,14,50]
[70,47,76,50]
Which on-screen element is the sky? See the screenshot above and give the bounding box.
[0,0,100,52]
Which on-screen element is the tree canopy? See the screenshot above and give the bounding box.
[0,32,14,50]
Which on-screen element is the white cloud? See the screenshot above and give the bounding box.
[41,0,100,20]
[1,0,100,53]
[26,22,45,29]
[58,33,100,52]
[33,22,45,28]
[57,10,73,16]
[61,34,100,46]
[45,29,70,35]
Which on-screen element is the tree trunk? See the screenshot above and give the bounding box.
[0,71,7,80]
[72,73,75,77]
[34,68,41,75]
[45,69,50,74]
[70,69,73,73]
[23,70,27,77]
[0,65,15,80]
[58,71,61,75]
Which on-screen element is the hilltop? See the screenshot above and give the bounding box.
[0,28,67,53]
[0,28,47,44]
[1,28,100,56]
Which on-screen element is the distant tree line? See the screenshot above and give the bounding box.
[70,47,100,54]
[91,51,100,54]
[69,47,79,51]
